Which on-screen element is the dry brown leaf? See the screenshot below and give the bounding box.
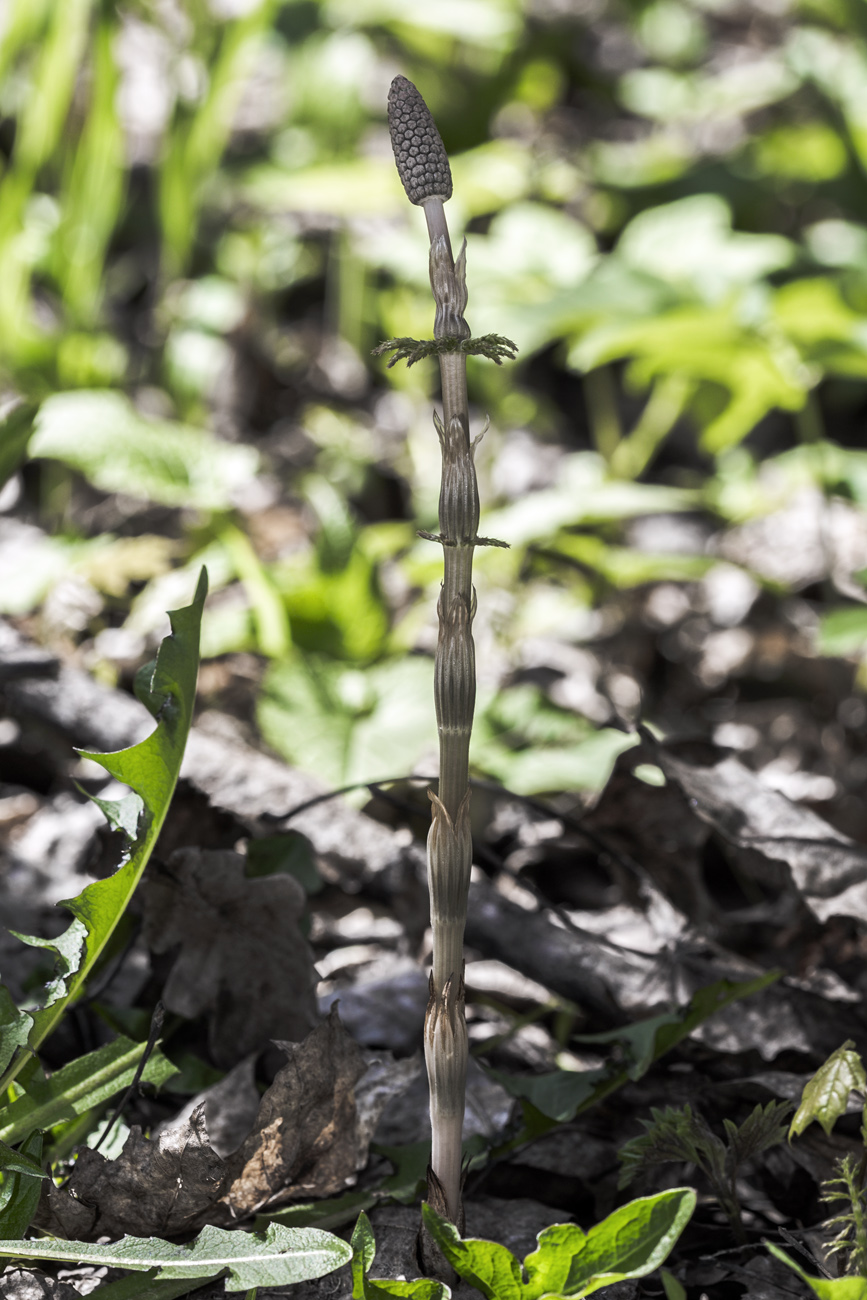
[36,1104,224,1239]
[214,1004,370,1218]
[141,847,318,1066]
[36,1009,415,1239]
[653,745,867,924]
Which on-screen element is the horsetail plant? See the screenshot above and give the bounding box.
[376,76,516,1234]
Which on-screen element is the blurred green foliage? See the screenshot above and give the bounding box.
[4,0,867,792]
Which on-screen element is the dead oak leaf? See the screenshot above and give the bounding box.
[215,1004,370,1219]
[653,745,867,924]
[36,1009,414,1239]
[36,1105,224,1240]
[141,847,318,1067]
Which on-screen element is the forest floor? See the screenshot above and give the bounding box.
[3,470,867,1299]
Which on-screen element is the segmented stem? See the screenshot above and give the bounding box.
[386,76,475,1230]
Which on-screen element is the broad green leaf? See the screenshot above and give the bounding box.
[246,832,323,895]
[272,546,388,662]
[331,0,521,48]
[549,534,713,588]
[0,401,36,489]
[0,987,33,1079]
[377,1140,432,1203]
[773,279,867,381]
[766,1244,867,1299]
[650,973,781,1059]
[0,1132,44,1239]
[29,392,258,509]
[0,1034,177,1145]
[350,1211,448,1300]
[421,1206,524,1300]
[422,1192,694,1300]
[492,1067,609,1125]
[661,1269,687,1300]
[568,302,806,455]
[818,607,867,659]
[0,1136,47,1179]
[790,1042,867,1140]
[0,572,206,1090]
[85,1277,209,1300]
[523,1189,696,1297]
[0,1222,351,1292]
[616,195,794,301]
[472,729,637,798]
[243,158,401,219]
[260,1143,431,1234]
[495,973,780,1122]
[263,1190,379,1234]
[482,452,696,548]
[258,655,435,788]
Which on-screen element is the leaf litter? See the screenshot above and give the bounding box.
[4,537,867,1298]
[140,846,319,1067]
[35,1007,416,1239]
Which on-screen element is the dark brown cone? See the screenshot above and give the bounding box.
[388,76,453,205]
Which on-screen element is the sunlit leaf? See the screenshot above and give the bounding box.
[790,1041,867,1140]
[0,1035,177,1146]
[0,1222,351,1292]
[767,1244,867,1299]
[29,392,258,509]
[421,1189,695,1298]
[258,654,434,787]
[0,572,206,1091]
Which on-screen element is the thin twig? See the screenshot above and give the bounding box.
[91,1002,165,1154]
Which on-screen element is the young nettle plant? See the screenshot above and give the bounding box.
[617,1100,791,1245]
[376,77,516,1230]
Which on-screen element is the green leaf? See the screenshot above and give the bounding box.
[421,1205,524,1300]
[0,986,33,1079]
[494,972,780,1123]
[723,1101,791,1168]
[818,607,867,658]
[85,1277,210,1300]
[527,1189,696,1297]
[0,1034,177,1146]
[790,1042,867,1140]
[661,1269,687,1300]
[766,1244,867,1299]
[618,1105,716,1191]
[0,1136,47,1179]
[0,1222,351,1292]
[259,1144,430,1233]
[481,451,696,548]
[29,392,258,508]
[258,655,435,788]
[422,1191,695,1300]
[219,520,291,659]
[350,1211,448,1300]
[263,1190,379,1234]
[0,569,205,1089]
[492,1067,609,1125]
[0,1132,44,1239]
[246,832,323,894]
[549,534,713,588]
[0,401,36,489]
